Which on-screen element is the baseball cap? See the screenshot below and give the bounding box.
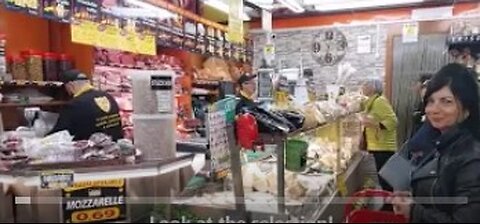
[61,69,89,84]
[237,73,257,85]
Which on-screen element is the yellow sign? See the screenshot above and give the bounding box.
[63,179,125,192]
[227,0,244,44]
[402,22,419,43]
[71,20,156,55]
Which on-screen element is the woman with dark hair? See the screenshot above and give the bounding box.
[392,63,480,222]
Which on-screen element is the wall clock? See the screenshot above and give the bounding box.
[312,29,348,66]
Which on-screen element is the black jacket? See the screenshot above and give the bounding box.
[235,94,256,115]
[410,126,480,223]
[50,89,123,141]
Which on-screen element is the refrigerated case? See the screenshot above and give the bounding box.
[154,114,367,222]
[0,154,195,223]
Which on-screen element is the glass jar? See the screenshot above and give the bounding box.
[21,50,44,81]
[43,52,59,81]
[12,56,28,80]
[59,54,73,74]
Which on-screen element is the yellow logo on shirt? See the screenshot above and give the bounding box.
[94,97,111,113]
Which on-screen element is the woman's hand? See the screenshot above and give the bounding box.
[360,114,379,128]
[390,191,413,219]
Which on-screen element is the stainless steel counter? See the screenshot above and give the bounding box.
[0,154,195,223]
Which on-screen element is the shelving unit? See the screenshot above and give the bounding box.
[0,101,67,108]
[0,80,64,88]
[447,34,480,59]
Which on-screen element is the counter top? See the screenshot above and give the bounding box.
[0,154,195,186]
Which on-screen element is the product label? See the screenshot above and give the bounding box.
[62,179,127,223]
[151,76,173,113]
[41,170,74,189]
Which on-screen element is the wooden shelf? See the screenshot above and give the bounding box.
[0,80,64,88]
[0,101,67,108]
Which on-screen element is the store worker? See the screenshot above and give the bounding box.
[235,73,257,115]
[360,79,398,191]
[49,69,123,141]
[391,64,480,222]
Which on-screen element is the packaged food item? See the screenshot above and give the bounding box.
[133,114,175,159]
[130,70,174,115]
[11,56,28,80]
[5,56,12,75]
[21,50,44,81]
[58,54,73,74]
[43,52,59,81]
[0,37,5,76]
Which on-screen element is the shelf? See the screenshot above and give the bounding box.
[447,34,480,46]
[193,80,221,86]
[0,80,64,88]
[0,101,67,108]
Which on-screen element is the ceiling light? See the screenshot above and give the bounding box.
[204,0,251,21]
[308,0,424,12]
[277,0,305,13]
[123,0,177,18]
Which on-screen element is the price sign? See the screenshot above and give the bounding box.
[62,179,127,223]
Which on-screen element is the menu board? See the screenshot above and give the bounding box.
[183,21,196,52]
[206,26,216,55]
[42,0,71,22]
[74,0,100,21]
[71,20,156,55]
[195,23,206,54]
[0,0,252,63]
[5,0,41,15]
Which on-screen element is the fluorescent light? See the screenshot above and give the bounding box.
[123,0,177,18]
[277,0,305,13]
[309,0,424,12]
[204,0,251,21]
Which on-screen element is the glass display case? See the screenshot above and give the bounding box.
[157,114,365,223]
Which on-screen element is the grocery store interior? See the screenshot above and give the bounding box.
[1,0,480,223]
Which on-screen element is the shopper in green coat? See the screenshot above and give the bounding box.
[360,79,398,191]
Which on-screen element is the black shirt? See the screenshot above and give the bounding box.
[50,88,123,141]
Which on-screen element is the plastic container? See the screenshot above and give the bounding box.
[42,52,59,81]
[286,139,308,172]
[21,50,44,81]
[58,54,73,75]
[11,56,28,80]
[5,55,12,75]
[132,114,176,159]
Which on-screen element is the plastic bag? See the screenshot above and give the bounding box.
[23,131,77,163]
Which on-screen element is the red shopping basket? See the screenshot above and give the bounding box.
[344,189,408,223]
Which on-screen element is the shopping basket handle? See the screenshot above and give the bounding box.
[344,189,394,217]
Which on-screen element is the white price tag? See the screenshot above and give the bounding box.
[155,91,172,113]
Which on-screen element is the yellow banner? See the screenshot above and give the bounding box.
[64,179,125,192]
[71,20,156,55]
[227,0,244,44]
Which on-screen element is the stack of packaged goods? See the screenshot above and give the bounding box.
[0,35,6,77]
[130,70,176,160]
